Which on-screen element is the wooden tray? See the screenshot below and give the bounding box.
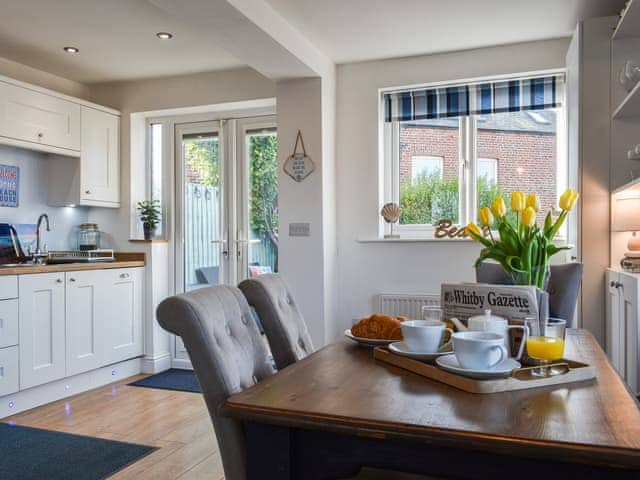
[373,347,596,394]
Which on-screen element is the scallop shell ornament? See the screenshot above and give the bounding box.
[380,202,400,238]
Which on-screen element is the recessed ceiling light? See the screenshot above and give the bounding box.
[156,32,173,40]
[63,46,79,54]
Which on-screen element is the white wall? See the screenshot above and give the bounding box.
[0,56,90,99]
[334,39,571,339]
[276,78,327,345]
[0,145,89,249]
[86,68,276,248]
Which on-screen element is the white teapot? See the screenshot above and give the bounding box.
[467,310,527,360]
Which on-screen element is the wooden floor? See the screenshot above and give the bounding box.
[5,374,223,480]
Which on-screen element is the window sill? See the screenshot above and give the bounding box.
[356,237,476,244]
[129,239,169,243]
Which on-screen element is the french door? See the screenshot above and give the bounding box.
[172,115,277,368]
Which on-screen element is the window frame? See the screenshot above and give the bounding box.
[379,71,568,240]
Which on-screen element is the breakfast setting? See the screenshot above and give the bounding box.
[346,189,595,394]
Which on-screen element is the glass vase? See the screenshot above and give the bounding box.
[510,265,550,290]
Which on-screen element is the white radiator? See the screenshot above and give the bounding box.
[378,293,440,319]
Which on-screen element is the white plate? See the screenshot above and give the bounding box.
[344,329,396,347]
[388,341,454,363]
[436,354,520,379]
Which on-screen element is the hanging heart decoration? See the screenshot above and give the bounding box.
[284,130,315,182]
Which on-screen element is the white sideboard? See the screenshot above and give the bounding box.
[606,268,640,393]
[0,74,121,207]
[0,266,144,416]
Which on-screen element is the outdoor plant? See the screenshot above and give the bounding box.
[465,188,580,288]
[137,200,161,240]
[400,173,505,225]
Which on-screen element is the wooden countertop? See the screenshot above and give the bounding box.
[224,329,640,470]
[0,252,145,276]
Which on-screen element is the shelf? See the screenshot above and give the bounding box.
[613,0,640,40]
[129,239,169,243]
[612,79,640,119]
[356,237,475,244]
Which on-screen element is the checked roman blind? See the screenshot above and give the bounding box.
[383,74,564,122]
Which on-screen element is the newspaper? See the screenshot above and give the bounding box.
[441,283,546,327]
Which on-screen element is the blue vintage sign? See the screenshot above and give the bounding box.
[0,165,19,207]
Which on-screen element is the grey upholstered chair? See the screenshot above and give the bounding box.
[475,262,583,325]
[156,285,273,480]
[239,273,314,370]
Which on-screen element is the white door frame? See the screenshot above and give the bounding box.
[172,120,226,369]
[169,114,277,369]
[235,115,277,281]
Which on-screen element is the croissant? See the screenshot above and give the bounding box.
[351,314,405,340]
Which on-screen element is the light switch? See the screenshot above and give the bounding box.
[289,222,311,237]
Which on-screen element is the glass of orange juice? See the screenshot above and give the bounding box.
[525,318,566,377]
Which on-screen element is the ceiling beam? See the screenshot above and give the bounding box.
[148,0,333,80]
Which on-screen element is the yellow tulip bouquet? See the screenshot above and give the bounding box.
[465,189,580,289]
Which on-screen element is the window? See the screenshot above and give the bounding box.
[150,123,163,205]
[382,74,567,237]
[411,156,443,183]
[149,122,164,234]
[477,158,497,184]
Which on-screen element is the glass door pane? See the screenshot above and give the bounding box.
[245,126,278,279]
[177,123,225,293]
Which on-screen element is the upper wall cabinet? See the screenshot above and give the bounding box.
[80,107,120,205]
[48,107,120,207]
[0,81,81,154]
[0,74,121,208]
[611,0,640,190]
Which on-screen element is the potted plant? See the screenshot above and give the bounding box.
[465,189,579,289]
[137,200,161,240]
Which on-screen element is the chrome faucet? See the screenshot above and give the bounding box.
[30,213,51,264]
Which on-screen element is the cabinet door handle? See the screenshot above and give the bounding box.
[85,190,91,195]
[120,273,130,279]
[37,132,44,139]
[68,278,76,282]
[56,278,63,283]
[611,281,616,288]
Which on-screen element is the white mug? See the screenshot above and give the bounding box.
[401,320,453,353]
[467,310,528,360]
[452,331,508,370]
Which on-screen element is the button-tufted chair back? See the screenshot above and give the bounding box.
[156,285,273,480]
[239,274,314,370]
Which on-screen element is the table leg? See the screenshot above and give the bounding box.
[244,422,291,480]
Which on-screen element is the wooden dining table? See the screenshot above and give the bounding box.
[222,329,640,479]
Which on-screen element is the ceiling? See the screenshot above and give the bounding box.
[264,0,627,64]
[0,0,627,84]
[0,0,245,84]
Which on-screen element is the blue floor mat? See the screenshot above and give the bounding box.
[128,369,202,393]
[0,423,156,480]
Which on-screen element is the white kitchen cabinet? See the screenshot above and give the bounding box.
[80,107,120,205]
[19,273,66,390]
[0,81,80,153]
[0,346,19,397]
[606,269,640,393]
[104,268,144,365]
[65,270,104,376]
[48,107,120,207]
[0,276,18,300]
[0,299,19,349]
